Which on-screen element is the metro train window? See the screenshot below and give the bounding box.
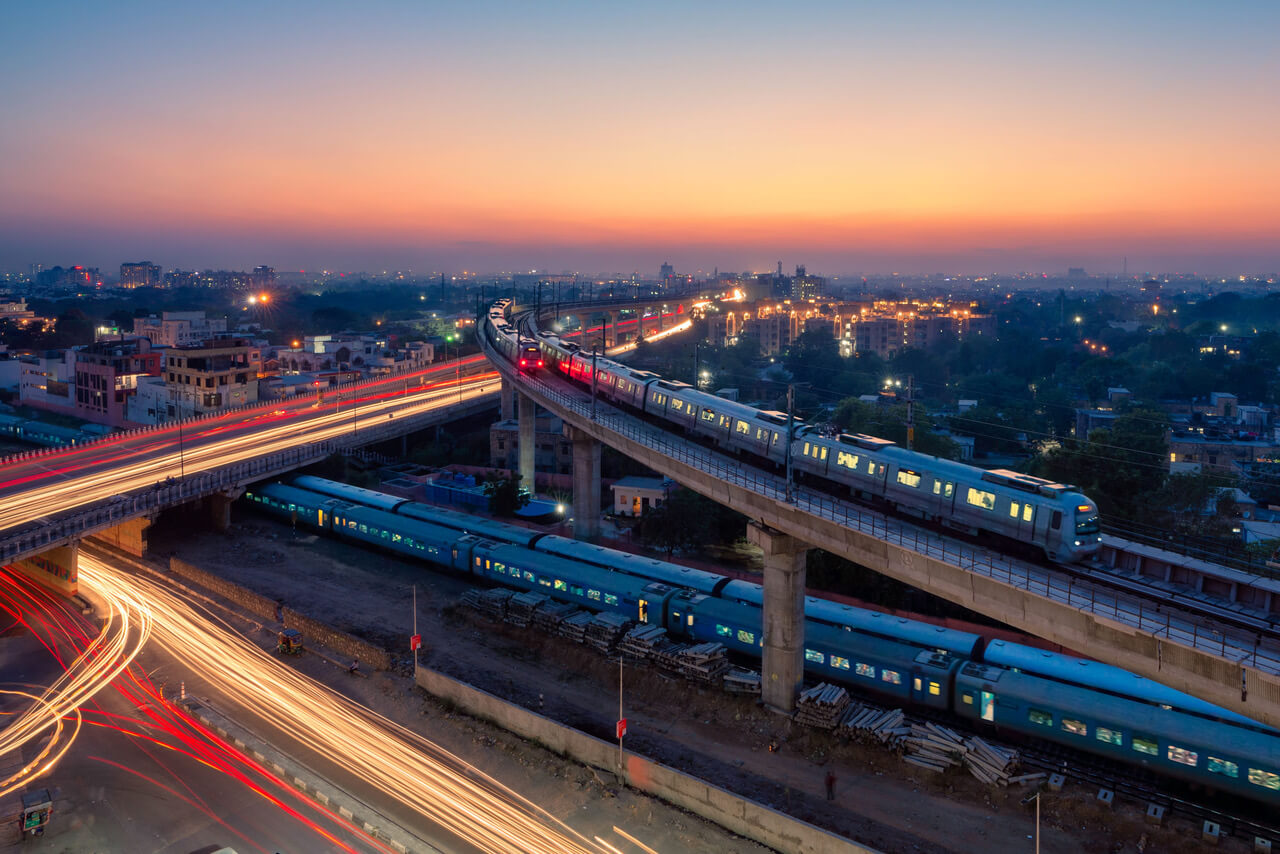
[855,663,875,678]
[570,585,584,597]
[1051,511,1062,530]
[720,415,732,428]
[1095,727,1123,745]
[737,629,755,645]
[604,593,619,606]
[493,562,505,574]
[805,649,825,664]
[961,693,973,705]
[803,442,811,455]
[1009,501,1020,518]
[358,524,368,533]
[881,670,902,685]
[701,409,717,422]
[1167,746,1198,767]
[831,656,850,670]
[735,420,750,434]
[554,580,568,592]
[523,570,535,582]
[928,681,941,696]
[588,589,601,601]
[980,692,994,722]
[836,451,860,470]
[671,399,684,412]
[1028,709,1053,727]
[1132,737,1158,756]
[1022,504,1034,522]
[716,624,732,638]
[1249,769,1280,790]
[897,469,922,488]
[913,677,922,691]
[820,447,828,460]
[966,488,996,511]
[1062,719,1087,736]
[391,533,402,543]
[538,577,552,587]
[1207,757,1239,778]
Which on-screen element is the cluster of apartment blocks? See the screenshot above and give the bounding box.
[9,311,433,429]
[706,298,996,357]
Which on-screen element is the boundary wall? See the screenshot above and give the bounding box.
[414,666,877,854]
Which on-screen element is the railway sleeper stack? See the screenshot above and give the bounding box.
[900,723,968,774]
[585,612,634,654]
[462,588,514,621]
[723,667,762,695]
[617,624,668,660]
[505,592,547,627]
[676,642,729,684]
[531,601,578,634]
[962,736,1020,786]
[651,642,690,675]
[558,610,592,644]
[794,683,851,730]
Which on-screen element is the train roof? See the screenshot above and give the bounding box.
[251,482,350,511]
[290,476,409,511]
[393,501,542,548]
[963,665,1278,747]
[476,543,674,600]
[533,536,729,594]
[717,579,984,657]
[337,503,469,549]
[982,640,1270,729]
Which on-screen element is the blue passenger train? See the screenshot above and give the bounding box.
[244,478,1280,808]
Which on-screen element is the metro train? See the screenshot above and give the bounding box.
[484,302,1101,563]
[246,477,1280,808]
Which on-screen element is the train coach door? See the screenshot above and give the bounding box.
[638,598,650,624]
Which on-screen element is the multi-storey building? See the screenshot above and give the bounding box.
[162,337,263,417]
[73,339,162,427]
[133,311,229,347]
[18,349,78,416]
[119,261,161,289]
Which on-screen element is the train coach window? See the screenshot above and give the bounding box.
[933,481,955,498]
[980,692,995,722]
[805,649,825,664]
[1028,709,1053,727]
[737,629,756,645]
[1062,719,1087,736]
[671,399,684,412]
[929,681,941,696]
[1051,511,1062,530]
[588,589,601,601]
[1248,769,1279,790]
[803,442,811,455]
[831,656,850,670]
[1022,504,1034,522]
[1167,746,1198,767]
[523,570,535,583]
[604,593,619,606]
[701,409,717,422]
[836,451,860,470]
[735,420,750,434]
[961,692,973,705]
[881,670,902,685]
[820,446,828,460]
[897,469,922,488]
[1009,501,1021,518]
[1132,737,1158,756]
[570,585,584,597]
[1208,757,1239,778]
[716,624,732,638]
[1095,727,1123,745]
[855,663,875,678]
[554,580,568,592]
[966,488,996,511]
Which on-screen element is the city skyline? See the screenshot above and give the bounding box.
[2,2,1277,275]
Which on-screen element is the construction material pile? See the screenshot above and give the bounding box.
[531,601,578,634]
[794,683,851,729]
[962,736,1023,785]
[675,642,729,684]
[584,612,634,653]
[617,624,667,659]
[837,705,909,743]
[723,667,761,695]
[461,588,513,621]
[558,611,592,643]
[900,722,968,774]
[505,592,547,627]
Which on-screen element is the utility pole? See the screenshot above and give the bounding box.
[785,383,795,503]
[906,374,915,451]
[177,419,185,479]
[412,584,418,677]
[693,340,700,388]
[618,657,624,770]
[591,347,599,421]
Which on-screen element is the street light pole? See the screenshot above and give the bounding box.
[177,418,185,479]
[591,347,599,421]
[785,383,795,503]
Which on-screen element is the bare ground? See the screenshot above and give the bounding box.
[147,512,1246,854]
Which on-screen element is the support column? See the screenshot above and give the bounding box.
[564,424,601,541]
[209,488,242,532]
[608,311,618,348]
[93,515,152,557]
[747,522,808,713]
[518,392,536,494]
[500,378,515,422]
[14,541,79,597]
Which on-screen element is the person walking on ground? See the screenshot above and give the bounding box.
[824,769,837,801]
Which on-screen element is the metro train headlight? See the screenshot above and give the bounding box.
[1074,540,1081,546]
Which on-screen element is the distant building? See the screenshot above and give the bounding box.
[660,262,675,282]
[119,261,161,289]
[249,265,276,290]
[611,476,671,517]
[1067,267,1087,278]
[133,311,228,347]
[163,269,199,289]
[35,265,100,289]
[489,413,572,473]
[73,339,162,427]
[18,349,78,416]
[791,265,825,300]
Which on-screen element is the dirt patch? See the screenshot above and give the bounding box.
[148,512,1245,854]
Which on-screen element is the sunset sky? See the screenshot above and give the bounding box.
[2,1,1277,275]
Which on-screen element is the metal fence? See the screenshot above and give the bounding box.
[481,316,1280,679]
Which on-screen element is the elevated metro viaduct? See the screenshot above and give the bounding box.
[485,302,1280,726]
[0,369,502,600]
